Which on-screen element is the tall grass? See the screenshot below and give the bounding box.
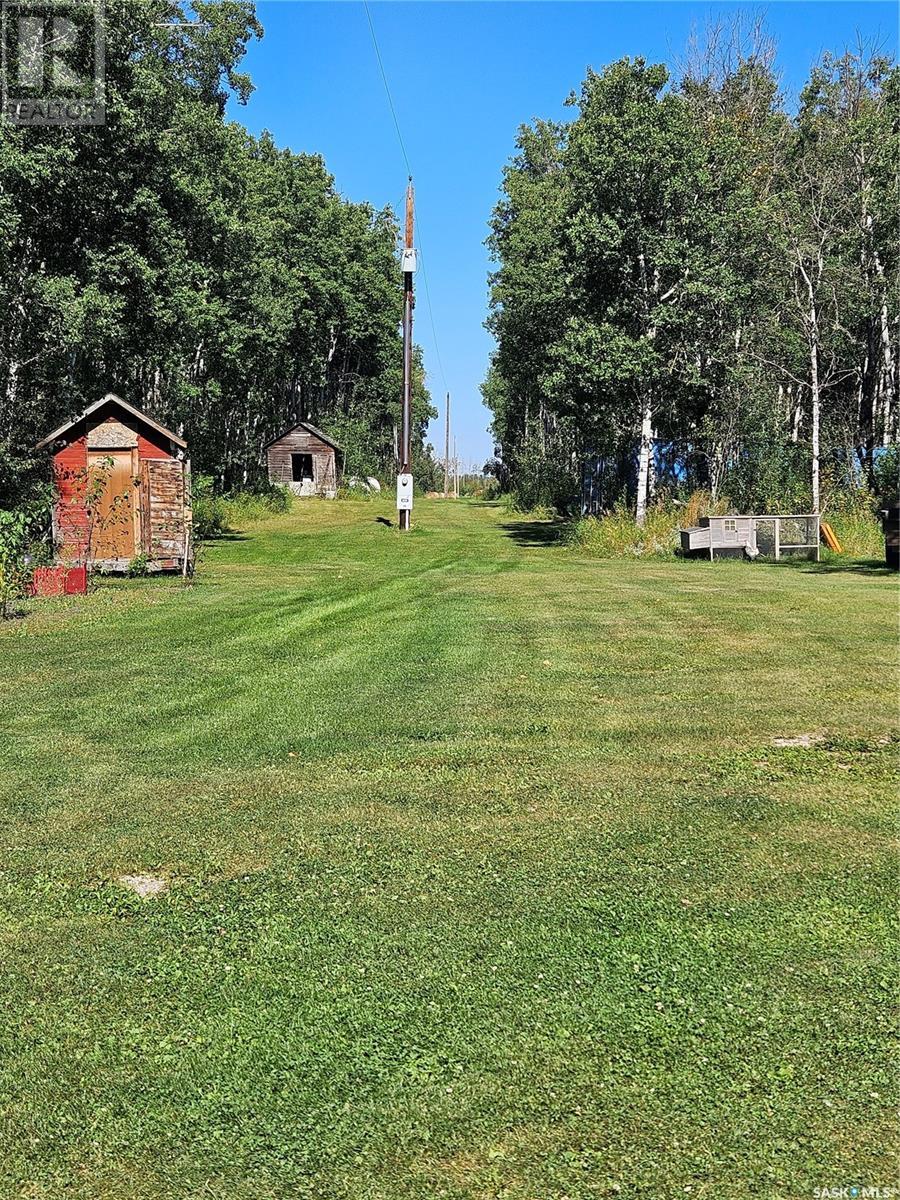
[568,491,729,559]
[567,504,680,558]
[677,489,732,526]
[498,493,559,521]
[569,489,885,562]
[223,486,292,524]
[823,490,885,559]
[192,477,292,541]
[824,514,883,560]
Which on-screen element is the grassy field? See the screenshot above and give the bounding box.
[1,498,896,1200]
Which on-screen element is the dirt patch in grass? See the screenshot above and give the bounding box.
[772,733,824,748]
[118,873,168,898]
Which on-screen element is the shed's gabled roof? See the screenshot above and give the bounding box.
[263,419,343,454]
[264,420,345,451]
[35,393,187,451]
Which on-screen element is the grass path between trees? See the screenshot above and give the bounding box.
[1,499,896,1199]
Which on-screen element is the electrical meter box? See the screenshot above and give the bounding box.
[396,472,413,511]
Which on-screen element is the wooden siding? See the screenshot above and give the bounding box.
[138,428,175,460]
[267,428,338,497]
[680,526,710,551]
[142,459,187,566]
[53,433,90,560]
[45,400,189,571]
[707,516,753,547]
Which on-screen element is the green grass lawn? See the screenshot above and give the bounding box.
[1,499,896,1200]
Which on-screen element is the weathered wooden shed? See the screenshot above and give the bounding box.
[36,393,192,572]
[264,421,342,498]
[680,514,820,561]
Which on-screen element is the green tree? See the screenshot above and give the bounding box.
[483,24,898,518]
[0,0,433,499]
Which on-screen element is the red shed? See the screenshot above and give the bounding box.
[36,393,192,572]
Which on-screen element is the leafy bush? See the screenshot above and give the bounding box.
[191,475,229,541]
[0,502,48,617]
[506,433,580,514]
[498,494,559,520]
[724,442,812,513]
[872,444,900,502]
[0,443,46,509]
[127,553,151,577]
[521,502,558,521]
[457,476,501,500]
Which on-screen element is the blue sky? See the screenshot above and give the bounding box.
[229,1,897,467]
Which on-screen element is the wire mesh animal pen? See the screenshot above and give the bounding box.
[680,514,820,561]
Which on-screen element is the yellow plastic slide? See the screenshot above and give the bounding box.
[820,521,843,553]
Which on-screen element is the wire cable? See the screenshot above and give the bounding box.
[362,1,450,397]
[417,245,449,393]
[363,0,412,179]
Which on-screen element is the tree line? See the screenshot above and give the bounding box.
[0,0,435,505]
[484,22,899,519]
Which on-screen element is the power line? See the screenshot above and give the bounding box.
[417,245,449,393]
[361,0,449,396]
[362,0,412,179]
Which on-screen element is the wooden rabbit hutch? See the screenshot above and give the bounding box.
[680,514,820,561]
[36,393,192,572]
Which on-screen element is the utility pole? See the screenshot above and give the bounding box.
[453,437,459,499]
[398,178,416,530]
[443,392,450,498]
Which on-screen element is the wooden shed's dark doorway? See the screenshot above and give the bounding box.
[291,453,314,483]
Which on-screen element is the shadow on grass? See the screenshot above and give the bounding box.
[500,520,569,548]
[802,559,894,577]
[764,557,894,578]
[201,531,249,543]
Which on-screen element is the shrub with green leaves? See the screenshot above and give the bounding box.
[191,479,295,541]
[0,504,46,617]
[873,444,899,503]
[190,476,230,541]
[127,553,151,578]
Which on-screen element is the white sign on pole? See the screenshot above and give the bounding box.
[397,472,413,512]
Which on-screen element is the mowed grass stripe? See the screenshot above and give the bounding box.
[0,499,896,1200]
